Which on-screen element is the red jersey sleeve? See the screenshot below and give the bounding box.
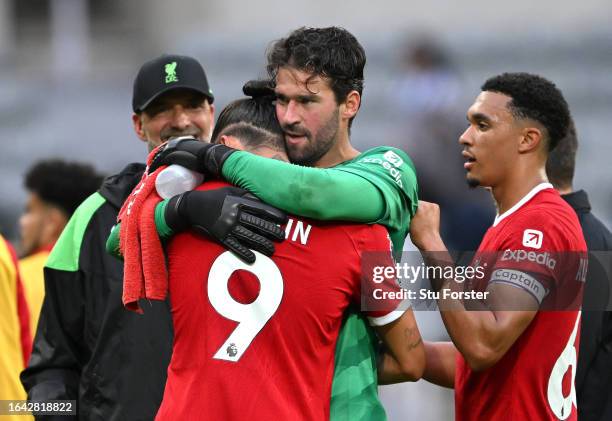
[348,224,407,326]
[488,209,586,308]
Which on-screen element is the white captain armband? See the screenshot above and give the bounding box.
[489,268,549,304]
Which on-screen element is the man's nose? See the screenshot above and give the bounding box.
[459,126,472,146]
[280,100,301,126]
[170,105,191,129]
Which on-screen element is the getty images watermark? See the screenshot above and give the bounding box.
[361,251,612,312]
[370,261,489,301]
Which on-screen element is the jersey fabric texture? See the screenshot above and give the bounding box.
[156,180,404,421]
[0,235,31,420]
[455,184,588,421]
[222,146,417,420]
[19,245,52,335]
[20,163,174,421]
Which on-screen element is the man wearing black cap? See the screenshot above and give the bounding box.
[20,55,219,420]
[132,54,215,151]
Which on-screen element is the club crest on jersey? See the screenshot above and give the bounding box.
[522,229,543,249]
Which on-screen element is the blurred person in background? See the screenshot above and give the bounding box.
[18,159,104,336]
[546,119,612,421]
[389,36,494,251]
[20,54,216,421]
[0,234,31,421]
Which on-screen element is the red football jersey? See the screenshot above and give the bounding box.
[455,183,588,421]
[155,181,403,421]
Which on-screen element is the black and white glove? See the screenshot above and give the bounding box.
[165,187,287,264]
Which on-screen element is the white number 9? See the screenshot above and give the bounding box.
[208,251,284,362]
[547,312,581,420]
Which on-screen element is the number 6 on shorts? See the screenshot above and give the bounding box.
[208,251,284,362]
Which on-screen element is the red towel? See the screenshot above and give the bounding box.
[118,146,168,313]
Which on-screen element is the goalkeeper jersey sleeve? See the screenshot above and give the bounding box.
[222,146,418,256]
[108,146,418,259]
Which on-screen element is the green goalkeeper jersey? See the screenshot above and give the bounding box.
[221,146,418,420]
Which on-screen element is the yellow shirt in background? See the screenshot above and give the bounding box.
[19,250,50,336]
[0,235,33,420]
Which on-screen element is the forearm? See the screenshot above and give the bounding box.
[378,352,414,385]
[417,237,510,369]
[375,310,425,384]
[438,307,504,371]
[410,201,540,372]
[109,156,354,255]
[423,341,456,388]
[221,151,384,221]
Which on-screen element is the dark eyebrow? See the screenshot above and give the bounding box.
[297,94,318,102]
[274,92,318,102]
[467,112,492,123]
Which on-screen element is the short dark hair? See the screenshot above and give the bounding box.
[217,122,285,154]
[481,72,570,151]
[211,80,285,152]
[266,26,365,126]
[212,80,280,139]
[546,118,578,190]
[25,159,105,216]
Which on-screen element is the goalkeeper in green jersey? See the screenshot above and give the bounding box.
[118,27,420,420]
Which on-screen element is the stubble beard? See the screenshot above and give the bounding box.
[285,108,339,167]
[466,176,480,189]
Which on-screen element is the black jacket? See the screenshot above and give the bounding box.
[21,163,173,421]
[563,190,612,421]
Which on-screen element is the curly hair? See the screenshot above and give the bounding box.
[25,159,105,216]
[266,27,365,126]
[481,72,570,151]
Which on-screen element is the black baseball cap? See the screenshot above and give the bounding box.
[132,54,214,113]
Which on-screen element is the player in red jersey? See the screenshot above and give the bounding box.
[404,73,588,420]
[155,91,425,420]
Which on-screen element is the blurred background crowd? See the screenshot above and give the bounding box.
[0,0,610,419]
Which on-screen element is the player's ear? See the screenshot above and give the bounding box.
[340,91,360,123]
[132,113,147,142]
[218,135,245,151]
[518,126,543,154]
